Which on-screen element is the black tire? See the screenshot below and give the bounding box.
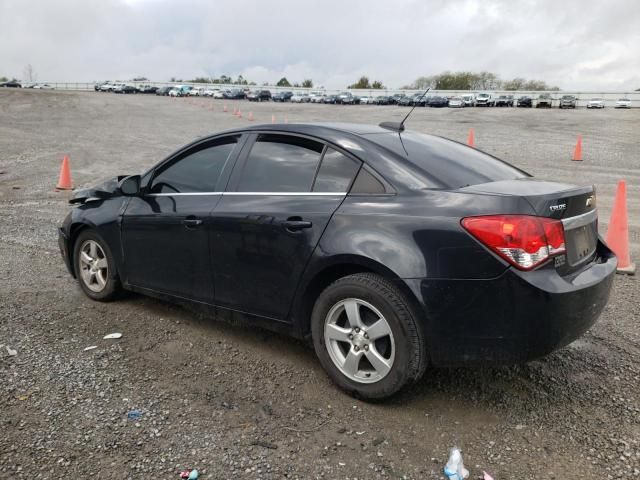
[311,273,428,400]
[73,229,121,302]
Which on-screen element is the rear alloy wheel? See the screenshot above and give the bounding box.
[311,273,427,400]
[73,230,120,301]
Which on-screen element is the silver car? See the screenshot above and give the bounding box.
[448,97,464,108]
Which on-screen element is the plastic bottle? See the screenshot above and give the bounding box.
[443,447,469,480]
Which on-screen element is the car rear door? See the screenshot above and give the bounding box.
[210,133,362,321]
[121,134,243,302]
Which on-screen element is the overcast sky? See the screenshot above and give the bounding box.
[1,0,638,90]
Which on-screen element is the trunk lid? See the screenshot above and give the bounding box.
[461,179,598,270]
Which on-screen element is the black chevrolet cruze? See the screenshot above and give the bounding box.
[58,123,616,399]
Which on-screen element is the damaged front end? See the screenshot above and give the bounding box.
[68,176,130,205]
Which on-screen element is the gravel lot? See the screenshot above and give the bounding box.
[1,90,639,479]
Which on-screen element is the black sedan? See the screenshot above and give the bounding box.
[224,89,246,100]
[1,81,22,88]
[58,123,616,399]
[427,96,449,107]
[272,91,293,102]
[517,96,533,107]
[247,90,272,102]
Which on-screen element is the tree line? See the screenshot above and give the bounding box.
[402,71,561,91]
[165,71,559,91]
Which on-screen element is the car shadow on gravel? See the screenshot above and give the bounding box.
[116,292,615,420]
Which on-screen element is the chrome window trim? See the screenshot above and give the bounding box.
[147,192,347,197]
[147,192,222,197]
[561,209,597,230]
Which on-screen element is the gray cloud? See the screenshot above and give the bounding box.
[0,0,638,90]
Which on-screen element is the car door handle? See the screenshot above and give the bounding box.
[183,217,203,228]
[282,218,312,231]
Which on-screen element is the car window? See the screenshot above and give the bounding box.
[237,134,324,192]
[150,136,239,194]
[313,148,361,193]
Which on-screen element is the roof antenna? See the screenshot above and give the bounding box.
[379,87,431,133]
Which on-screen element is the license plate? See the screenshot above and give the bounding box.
[569,225,595,264]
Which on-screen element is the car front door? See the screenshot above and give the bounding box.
[210,133,362,320]
[121,135,242,302]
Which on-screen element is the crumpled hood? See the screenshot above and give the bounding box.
[68,176,128,205]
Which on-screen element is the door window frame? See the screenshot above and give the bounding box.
[225,131,363,195]
[141,133,248,195]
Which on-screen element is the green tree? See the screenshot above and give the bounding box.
[371,80,385,89]
[403,76,436,89]
[276,77,291,87]
[0,76,7,82]
[132,76,149,82]
[348,76,371,89]
[502,77,526,90]
[190,77,210,83]
[301,79,314,88]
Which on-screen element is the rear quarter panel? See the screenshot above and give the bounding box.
[313,191,534,281]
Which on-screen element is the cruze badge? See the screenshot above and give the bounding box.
[586,195,595,207]
[549,203,567,212]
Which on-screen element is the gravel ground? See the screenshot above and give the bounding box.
[1,90,639,479]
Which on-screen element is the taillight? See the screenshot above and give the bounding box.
[461,215,566,270]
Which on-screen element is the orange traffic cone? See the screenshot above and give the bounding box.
[248,112,254,121]
[56,155,73,190]
[605,180,635,274]
[572,135,583,161]
[271,114,276,124]
[467,128,475,147]
[237,110,242,118]
[223,104,228,112]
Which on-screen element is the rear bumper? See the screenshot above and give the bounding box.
[403,240,617,366]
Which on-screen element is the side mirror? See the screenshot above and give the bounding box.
[118,175,141,196]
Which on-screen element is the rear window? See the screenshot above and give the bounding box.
[369,132,529,189]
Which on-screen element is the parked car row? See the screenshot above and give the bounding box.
[1,81,54,89]
[94,82,158,94]
[91,82,636,109]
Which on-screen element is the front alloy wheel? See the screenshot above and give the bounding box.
[73,230,121,301]
[79,239,108,292]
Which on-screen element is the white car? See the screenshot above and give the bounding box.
[213,90,227,99]
[359,96,371,104]
[448,97,464,108]
[100,82,117,92]
[461,94,476,107]
[310,94,326,103]
[33,84,54,90]
[615,98,631,109]
[291,93,310,103]
[586,98,605,109]
[188,87,205,96]
[203,88,219,97]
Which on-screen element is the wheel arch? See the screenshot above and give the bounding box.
[290,255,424,340]
[67,221,96,277]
